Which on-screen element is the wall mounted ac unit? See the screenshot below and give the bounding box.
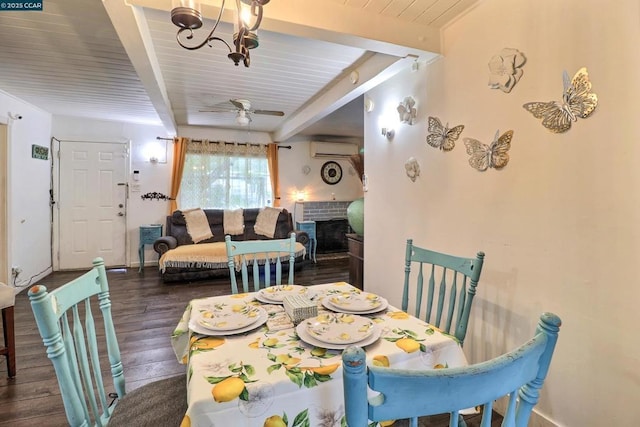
[309,141,359,159]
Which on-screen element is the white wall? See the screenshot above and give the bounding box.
[0,90,53,289]
[278,136,364,214]
[363,1,640,426]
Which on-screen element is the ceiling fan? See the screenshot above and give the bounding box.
[200,99,284,126]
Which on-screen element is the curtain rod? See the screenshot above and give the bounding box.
[156,137,291,149]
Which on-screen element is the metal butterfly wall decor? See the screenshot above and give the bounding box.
[426,116,465,151]
[463,129,513,171]
[523,67,598,133]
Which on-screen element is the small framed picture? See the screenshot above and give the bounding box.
[32,144,49,160]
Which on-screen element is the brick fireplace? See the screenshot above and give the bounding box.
[294,201,352,254]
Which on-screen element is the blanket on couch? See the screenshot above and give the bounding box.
[158,241,307,272]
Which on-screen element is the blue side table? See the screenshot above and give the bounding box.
[139,224,163,272]
[296,220,317,263]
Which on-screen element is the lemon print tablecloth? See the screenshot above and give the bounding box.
[171,282,468,427]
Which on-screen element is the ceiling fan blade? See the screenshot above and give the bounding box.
[229,99,246,110]
[252,109,285,116]
[199,109,236,113]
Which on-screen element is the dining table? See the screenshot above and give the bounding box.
[171,282,469,427]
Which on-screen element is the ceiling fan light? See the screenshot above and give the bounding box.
[236,113,251,126]
[171,1,203,29]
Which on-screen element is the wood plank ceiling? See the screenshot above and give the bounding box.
[0,0,479,139]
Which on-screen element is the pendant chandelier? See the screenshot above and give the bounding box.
[170,0,270,68]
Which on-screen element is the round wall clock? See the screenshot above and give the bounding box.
[320,161,342,185]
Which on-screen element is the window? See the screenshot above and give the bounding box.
[179,141,272,209]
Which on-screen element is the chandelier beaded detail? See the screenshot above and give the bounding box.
[170,0,270,68]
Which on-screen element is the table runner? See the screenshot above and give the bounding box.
[171,282,468,427]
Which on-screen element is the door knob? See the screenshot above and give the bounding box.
[118,212,125,217]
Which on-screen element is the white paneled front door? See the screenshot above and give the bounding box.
[58,141,127,269]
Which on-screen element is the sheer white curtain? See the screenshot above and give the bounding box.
[178,140,273,209]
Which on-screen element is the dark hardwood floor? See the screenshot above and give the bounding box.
[0,254,500,426]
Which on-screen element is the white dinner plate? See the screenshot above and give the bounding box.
[325,292,388,312]
[322,296,388,315]
[189,306,267,336]
[296,321,381,350]
[195,303,263,331]
[256,285,314,304]
[305,313,375,344]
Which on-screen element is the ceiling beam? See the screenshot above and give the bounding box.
[102,0,177,134]
[273,52,417,142]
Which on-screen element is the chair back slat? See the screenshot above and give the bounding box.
[435,267,448,327]
[426,264,434,320]
[444,273,458,332]
[502,391,518,427]
[71,304,103,425]
[480,400,493,427]
[402,239,485,345]
[343,313,562,427]
[226,233,297,294]
[415,264,424,317]
[455,277,468,327]
[29,257,125,426]
[84,300,111,423]
[450,410,460,427]
[62,312,92,423]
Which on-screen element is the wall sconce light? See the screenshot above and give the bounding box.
[381,127,395,140]
[144,139,168,164]
[296,190,306,202]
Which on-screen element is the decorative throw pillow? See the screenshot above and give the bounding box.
[182,208,213,243]
[223,208,244,235]
[253,207,283,238]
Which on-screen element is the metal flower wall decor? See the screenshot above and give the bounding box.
[426,116,465,151]
[488,48,527,93]
[463,130,513,171]
[404,157,421,182]
[397,96,418,125]
[523,67,598,133]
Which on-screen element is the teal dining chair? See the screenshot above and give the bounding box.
[343,312,562,427]
[29,257,187,426]
[225,232,297,294]
[403,239,485,345]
